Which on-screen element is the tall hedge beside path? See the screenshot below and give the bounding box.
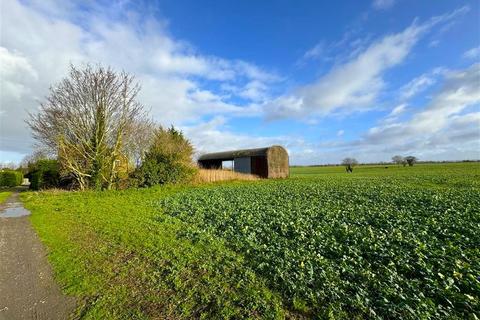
[0,170,23,187]
[26,160,60,190]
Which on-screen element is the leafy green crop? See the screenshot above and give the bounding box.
[22,163,480,319]
[161,164,480,319]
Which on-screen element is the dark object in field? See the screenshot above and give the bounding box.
[405,156,418,166]
[198,145,289,178]
[342,157,358,173]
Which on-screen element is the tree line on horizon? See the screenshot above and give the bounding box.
[341,155,418,172]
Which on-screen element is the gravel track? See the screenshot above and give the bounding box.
[0,192,76,320]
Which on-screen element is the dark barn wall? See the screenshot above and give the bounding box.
[198,159,222,169]
[234,157,251,174]
[251,156,268,178]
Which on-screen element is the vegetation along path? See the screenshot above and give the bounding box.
[0,191,76,320]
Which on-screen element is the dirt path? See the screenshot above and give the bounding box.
[0,191,76,320]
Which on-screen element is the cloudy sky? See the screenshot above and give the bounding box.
[1,0,479,165]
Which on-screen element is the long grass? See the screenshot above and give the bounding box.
[195,169,259,183]
[0,191,12,204]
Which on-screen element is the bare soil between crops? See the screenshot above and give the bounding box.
[0,191,76,320]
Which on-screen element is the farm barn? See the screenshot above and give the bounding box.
[198,145,289,178]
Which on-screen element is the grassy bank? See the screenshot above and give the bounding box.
[22,185,286,319]
[0,191,12,204]
[21,163,480,319]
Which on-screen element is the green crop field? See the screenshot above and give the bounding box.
[21,163,480,319]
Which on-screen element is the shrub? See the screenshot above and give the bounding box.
[26,159,60,190]
[132,126,197,187]
[0,170,23,187]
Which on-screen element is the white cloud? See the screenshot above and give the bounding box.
[291,63,480,164]
[400,74,436,100]
[267,23,422,118]
[361,63,480,151]
[220,80,270,102]
[0,1,476,165]
[389,104,407,117]
[303,43,324,60]
[181,116,306,160]
[372,0,396,10]
[397,67,447,101]
[0,47,41,152]
[264,7,468,120]
[0,47,38,103]
[0,0,278,158]
[463,46,480,59]
[383,103,407,123]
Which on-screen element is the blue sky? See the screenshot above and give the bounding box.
[0,0,479,164]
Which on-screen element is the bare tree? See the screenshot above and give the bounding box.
[123,119,155,168]
[0,162,17,170]
[405,156,418,166]
[27,64,148,190]
[19,149,51,173]
[342,157,358,173]
[392,155,406,166]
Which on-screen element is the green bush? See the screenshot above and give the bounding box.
[133,126,197,187]
[0,170,23,187]
[26,159,60,190]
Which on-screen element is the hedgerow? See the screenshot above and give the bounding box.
[26,159,60,190]
[0,170,23,187]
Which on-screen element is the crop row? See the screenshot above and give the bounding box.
[161,176,480,319]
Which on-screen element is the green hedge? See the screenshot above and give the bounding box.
[0,170,23,187]
[26,160,60,190]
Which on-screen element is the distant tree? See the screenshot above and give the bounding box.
[132,126,197,186]
[342,157,358,173]
[0,162,17,170]
[27,64,148,190]
[392,155,406,166]
[405,156,418,166]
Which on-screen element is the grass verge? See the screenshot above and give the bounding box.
[21,186,288,319]
[0,191,12,204]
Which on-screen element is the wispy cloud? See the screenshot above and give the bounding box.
[264,6,469,121]
[0,1,476,165]
[399,67,446,100]
[270,63,480,164]
[181,116,304,159]
[372,0,396,10]
[463,46,480,59]
[360,63,480,151]
[390,104,407,116]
